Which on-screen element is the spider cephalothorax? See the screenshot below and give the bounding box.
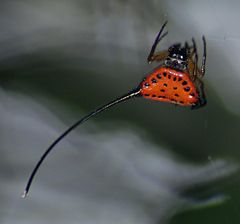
[165,43,189,71]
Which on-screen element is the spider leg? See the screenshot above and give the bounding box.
[147,50,169,63]
[188,58,202,75]
[147,21,168,63]
[191,38,198,78]
[201,36,207,77]
[189,36,206,78]
[187,58,195,75]
[191,77,207,109]
[186,41,195,75]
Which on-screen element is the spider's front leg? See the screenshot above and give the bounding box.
[147,50,169,64]
[147,21,168,64]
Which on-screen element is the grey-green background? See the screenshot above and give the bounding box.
[1,1,240,223]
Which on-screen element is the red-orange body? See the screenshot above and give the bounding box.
[140,67,199,106]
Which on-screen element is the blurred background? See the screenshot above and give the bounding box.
[1,0,240,223]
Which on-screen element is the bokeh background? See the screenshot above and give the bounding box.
[1,0,240,223]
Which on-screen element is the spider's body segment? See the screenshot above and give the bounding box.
[140,67,199,106]
[144,21,207,109]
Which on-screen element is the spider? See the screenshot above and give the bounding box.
[22,21,207,198]
[143,21,207,109]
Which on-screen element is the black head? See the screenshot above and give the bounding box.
[165,43,189,71]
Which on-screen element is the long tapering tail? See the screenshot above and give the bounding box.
[22,88,141,198]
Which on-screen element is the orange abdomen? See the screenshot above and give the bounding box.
[140,67,199,106]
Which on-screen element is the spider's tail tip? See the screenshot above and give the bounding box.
[21,190,28,199]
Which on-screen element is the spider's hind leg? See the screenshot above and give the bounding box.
[191,38,199,78]
[190,36,207,78]
[201,36,207,77]
[191,77,207,110]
